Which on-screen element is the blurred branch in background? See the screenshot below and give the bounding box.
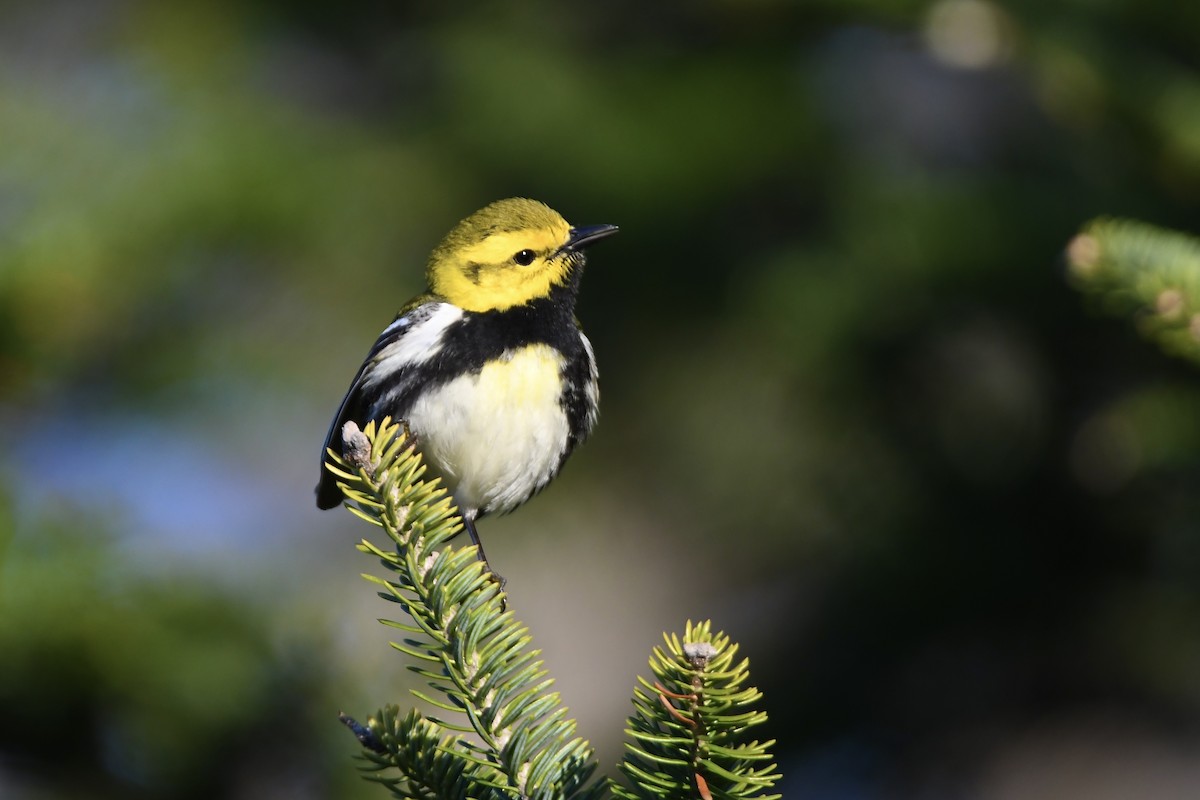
[1069,218,1200,365]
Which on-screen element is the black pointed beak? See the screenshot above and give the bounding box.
[563,223,619,252]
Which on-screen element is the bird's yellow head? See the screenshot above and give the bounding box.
[427,198,617,313]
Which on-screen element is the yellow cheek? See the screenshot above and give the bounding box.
[481,264,557,306]
[439,258,568,312]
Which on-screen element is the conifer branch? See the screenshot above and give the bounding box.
[325,418,604,800]
[326,421,781,799]
[1068,218,1200,364]
[613,621,780,800]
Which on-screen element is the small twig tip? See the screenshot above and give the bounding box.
[338,711,387,753]
[683,641,718,667]
[342,421,377,471]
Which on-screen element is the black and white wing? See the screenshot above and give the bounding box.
[315,299,461,509]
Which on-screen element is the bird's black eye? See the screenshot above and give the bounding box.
[513,249,537,266]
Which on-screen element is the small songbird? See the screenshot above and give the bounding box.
[316,198,617,575]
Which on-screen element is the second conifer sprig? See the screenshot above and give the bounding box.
[616,620,781,800]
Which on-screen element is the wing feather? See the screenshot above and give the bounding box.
[315,298,451,509]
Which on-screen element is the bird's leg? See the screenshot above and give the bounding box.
[398,419,419,452]
[462,512,507,593]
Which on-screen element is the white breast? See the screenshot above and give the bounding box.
[405,343,570,516]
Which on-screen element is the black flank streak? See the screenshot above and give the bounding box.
[560,338,595,453]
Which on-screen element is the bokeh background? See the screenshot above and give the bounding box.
[4,0,1200,797]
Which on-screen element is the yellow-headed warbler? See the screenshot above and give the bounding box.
[317,198,617,578]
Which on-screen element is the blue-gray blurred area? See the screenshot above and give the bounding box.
[4,0,1200,797]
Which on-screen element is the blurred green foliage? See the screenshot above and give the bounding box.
[1068,218,1200,364]
[0,499,354,798]
[3,0,1200,797]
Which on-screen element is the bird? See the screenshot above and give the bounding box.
[316,197,617,580]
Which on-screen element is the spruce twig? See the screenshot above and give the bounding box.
[614,621,780,800]
[326,418,604,800]
[327,421,782,799]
